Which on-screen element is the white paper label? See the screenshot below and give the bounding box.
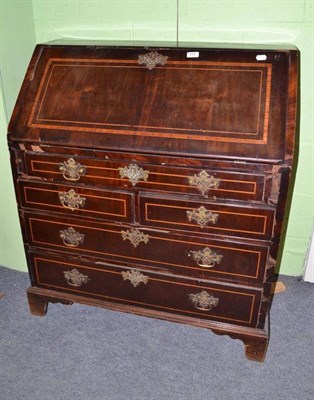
[187,51,199,58]
[256,54,267,61]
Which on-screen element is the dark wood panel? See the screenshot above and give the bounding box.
[8,45,298,161]
[31,253,262,327]
[139,194,275,240]
[18,180,133,222]
[23,212,268,284]
[30,60,269,139]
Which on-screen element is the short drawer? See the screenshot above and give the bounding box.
[24,213,268,284]
[19,180,133,222]
[30,253,262,327]
[139,194,275,240]
[24,152,266,201]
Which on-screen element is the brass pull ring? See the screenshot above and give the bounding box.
[188,170,220,197]
[189,247,223,269]
[59,227,85,248]
[186,206,219,229]
[58,189,86,211]
[122,269,149,287]
[63,268,90,287]
[59,158,86,181]
[189,290,219,311]
[118,163,149,186]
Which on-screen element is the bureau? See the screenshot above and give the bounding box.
[8,43,299,362]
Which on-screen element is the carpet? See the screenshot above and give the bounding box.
[0,266,313,400]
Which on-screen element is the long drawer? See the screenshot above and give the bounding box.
[30,252,262,327]
[24,152,266,201]
[24,212,268,284]
[139,194,275,240]
[19,180,133,222]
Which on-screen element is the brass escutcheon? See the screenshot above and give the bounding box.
[189,290,219,311]
[138,51,168,70]
[188,170,220,197]
[59,227,85,247]
[63,268,90,287]
[186,206,219,228]
[59,158,86,181]
[189,247,223,268]
[121,269,149,287]
[118,163,149,186]
[58,189,86,211]
[121,228,149,248]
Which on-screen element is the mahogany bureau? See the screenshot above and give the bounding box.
[8,43,299,361]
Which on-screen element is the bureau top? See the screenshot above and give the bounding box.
[8,44,299,163]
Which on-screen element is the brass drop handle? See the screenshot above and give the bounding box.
[59,227,85,247]
[189,247,223,268]
[59,158,86,181]
[63,268,90,287]
[118,163,149,186]
[58,189,86,211]
[186,206,219,229]
[122,269,149,287]
[188,170,220,197]
[189,290,219,311]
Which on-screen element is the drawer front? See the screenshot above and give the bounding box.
[19,180,133,222]
[31,253,262,327]
[139,195,275,240]
[24,152,266,201]
[24,213,268,284]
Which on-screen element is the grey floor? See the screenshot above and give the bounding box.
[1,266,313,400]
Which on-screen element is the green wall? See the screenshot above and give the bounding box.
[0,0,36,270]
[0,0,313,275]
